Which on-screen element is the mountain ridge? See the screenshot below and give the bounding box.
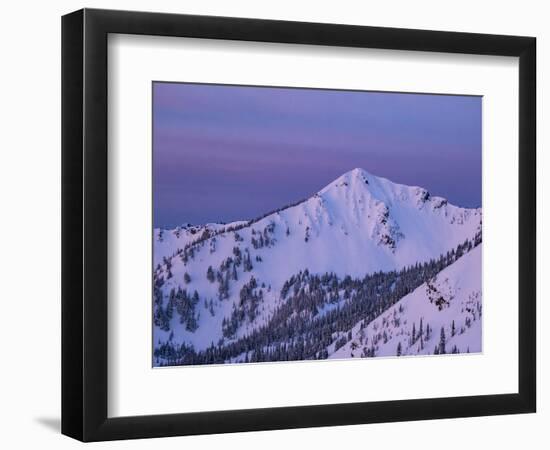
[155,167,481,269]
[153,168,482,355]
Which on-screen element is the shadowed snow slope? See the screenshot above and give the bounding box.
[329,244,482,359]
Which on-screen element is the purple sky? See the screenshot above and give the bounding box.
[153,82,481,228]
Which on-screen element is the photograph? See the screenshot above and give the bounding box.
[152,82,482,367]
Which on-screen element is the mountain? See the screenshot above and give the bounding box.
[329,244,482,359]
[153,168,482,362]
[154,221,247,266]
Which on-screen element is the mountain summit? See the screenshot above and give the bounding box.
[155,168,481,276]
[153,169,482,354]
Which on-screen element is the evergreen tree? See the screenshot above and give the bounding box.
[439,326,446,355]
[208,299,215,317]
[206,266,215,282]
[243,250,253,272]
[218,270,230,300]
[397,341,402,356]
[184,272,191,284]
[165,297,173,320]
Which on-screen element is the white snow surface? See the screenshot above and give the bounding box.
[154,168,482,352]
[329,245,482,359]
[153,221,247,266]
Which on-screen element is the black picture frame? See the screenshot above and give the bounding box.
[62,8,536,442]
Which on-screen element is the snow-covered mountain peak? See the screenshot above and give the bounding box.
[155,168,481,269]
[308,167,479,254]
[319,167,430,208]
[316,167,480,228]
[153,168,482,358]
[319,167,372,194]
[331,166,372,183]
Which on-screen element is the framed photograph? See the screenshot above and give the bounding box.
[62,8,536,442]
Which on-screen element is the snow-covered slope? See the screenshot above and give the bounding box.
[329,245,482,359]
[154,168,482,353]
[153,221,247,266]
